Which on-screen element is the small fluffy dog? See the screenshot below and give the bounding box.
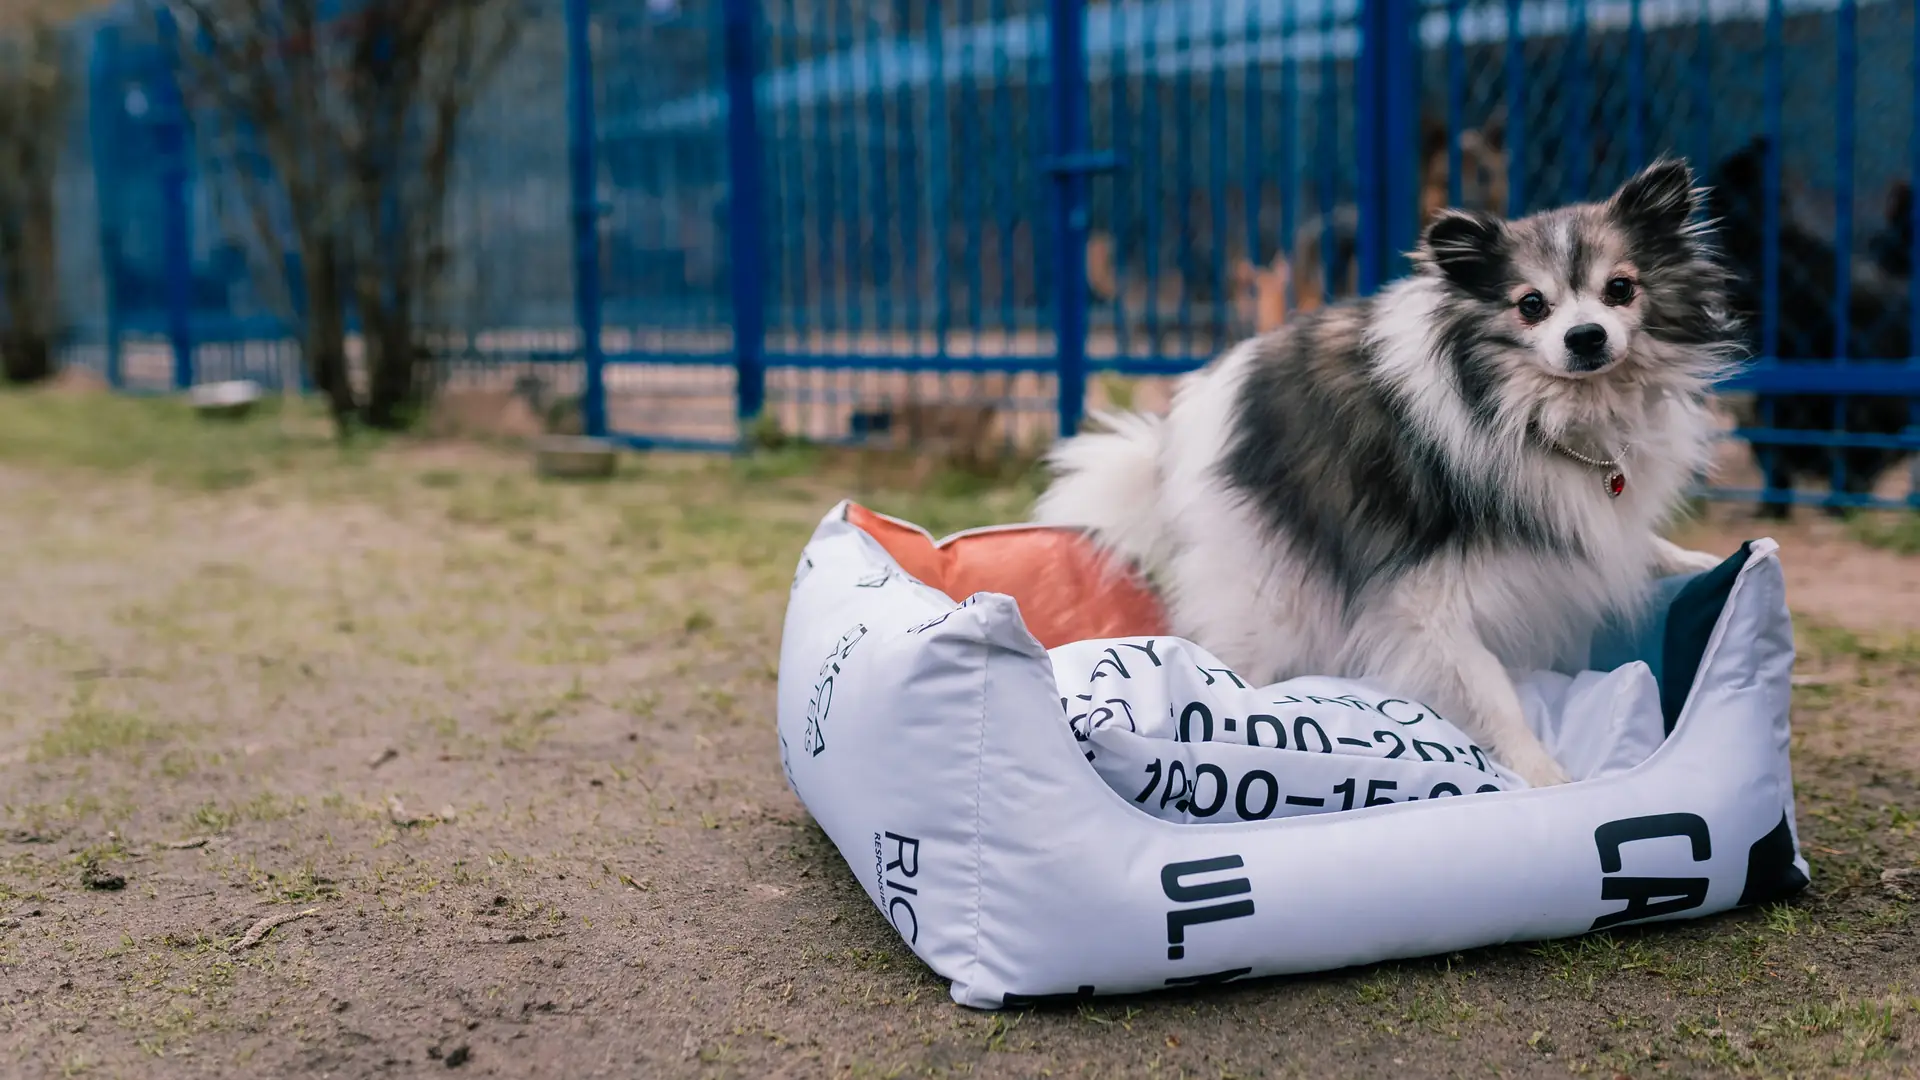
[1035,160,1744,786]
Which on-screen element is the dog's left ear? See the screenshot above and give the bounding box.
[1417,208,1507,295]
[1612,158,1699,236]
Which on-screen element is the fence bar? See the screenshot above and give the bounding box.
[990,0,1016,338]
[563,0,605,438]
[1280,1,1297,309]
[1048,0,1092,436]
[1381,0,1419,280]
[1566,0,1588,201]
[862,5,892,335]
[1912,0,1920,508]
[1357,0,1381,293]
[1831,0,1855,499]
[1504,0,1525,216]
[1207,2,1229,338]
[154,7,194,391]
[927,1,951,358]
[960,0,984,345]
[777,0,811,351]
[1755,0,1783,505]
[1446,0,1463,208]
[896,8,924,349]
[1359,0,1419,287]
[822,2,850,337]
[1141,2,1163,349]
[1626,0,1644,170]
[1761,0,1782,361]
[1317,0,1338,297]
[1109,4,1134,357]
[722,0,767,426]
[88,23,124,389]
[1692,0,1711,170]
[1172,3,1195,338]
[1242,0,1263,294]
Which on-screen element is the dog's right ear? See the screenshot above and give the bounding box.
[1416,209,1507,294]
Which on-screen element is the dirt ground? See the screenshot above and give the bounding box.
[1,392,1917,1079]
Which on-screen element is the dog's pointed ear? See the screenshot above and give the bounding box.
[1612,158,1699,236]
[1416,209,1507,293]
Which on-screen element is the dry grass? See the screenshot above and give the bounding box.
[0,386,1914,1079]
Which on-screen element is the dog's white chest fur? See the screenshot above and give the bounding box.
[1147,334,1697,684]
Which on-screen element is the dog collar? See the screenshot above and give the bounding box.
[1545,438,1629,499]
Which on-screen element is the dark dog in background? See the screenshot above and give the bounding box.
[1869,180,1913,279]
[1286,111,1511,315]
[1706,136,1915,517]
[1085,111,1511,343]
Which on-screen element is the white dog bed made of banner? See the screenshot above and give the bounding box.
[775,502,1807,1009]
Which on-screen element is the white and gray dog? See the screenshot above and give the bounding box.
[1036,159,1744,786]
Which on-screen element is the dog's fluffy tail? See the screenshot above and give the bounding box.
[1033,410,1168,572]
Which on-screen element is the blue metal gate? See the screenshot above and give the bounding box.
[564,0,1917,510]
[51,0,1920,510]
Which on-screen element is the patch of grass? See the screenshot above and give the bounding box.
[33,690,165,760]
[1848,511,1920,555]
[1796,620,1920,666]
[1756,995,1909,1063]
[497,698,567,753]
[852,464,1046,538]
[1097,374,1139,412]
[0,389,365,490]
[445,474,563,526]
[732,443,824,482]
[190,801,237,833]
[190,793,302,834]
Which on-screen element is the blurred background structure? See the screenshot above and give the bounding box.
[3,0,1917,509]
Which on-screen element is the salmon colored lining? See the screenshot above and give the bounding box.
[846,503,1170,650]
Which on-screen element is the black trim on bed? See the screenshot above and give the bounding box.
[1738,811,1812,905]
[1659,541,1756,735]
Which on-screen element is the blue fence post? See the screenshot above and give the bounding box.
[1911,0,1920,509]
[1046,0,1091,438]
[1380,0,1419,282]
[563,0,606,438]
[1504,0,1525,217]
[88,23,124,390]
[1358,0,1418,292]
[721,0,768,431]
[154,7,194,391]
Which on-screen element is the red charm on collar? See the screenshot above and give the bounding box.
[1606,471,1626,498]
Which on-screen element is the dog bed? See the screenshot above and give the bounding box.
[776,502,1807,1009]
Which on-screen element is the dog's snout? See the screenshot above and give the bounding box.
[1564,323,1610,370]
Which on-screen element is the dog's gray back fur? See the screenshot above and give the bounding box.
[1036,160,1743,786]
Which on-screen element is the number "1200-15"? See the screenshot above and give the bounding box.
[1135,758,1501,819]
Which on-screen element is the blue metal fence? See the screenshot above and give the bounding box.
[42,0,1920,508]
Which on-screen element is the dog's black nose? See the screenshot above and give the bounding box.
[1564,323,1609,369]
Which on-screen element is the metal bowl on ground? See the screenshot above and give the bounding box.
[188,379,264,421]
[533,435,619,480]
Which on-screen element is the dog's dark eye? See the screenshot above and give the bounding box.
[1603,276,1636,305]
[1516,291,1548,322]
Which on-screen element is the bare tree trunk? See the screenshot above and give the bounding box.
[300,234,354,429]
[357,276,418,430]
[0,19,68,385]
[0,208,57,383]
[172,0,520,432]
